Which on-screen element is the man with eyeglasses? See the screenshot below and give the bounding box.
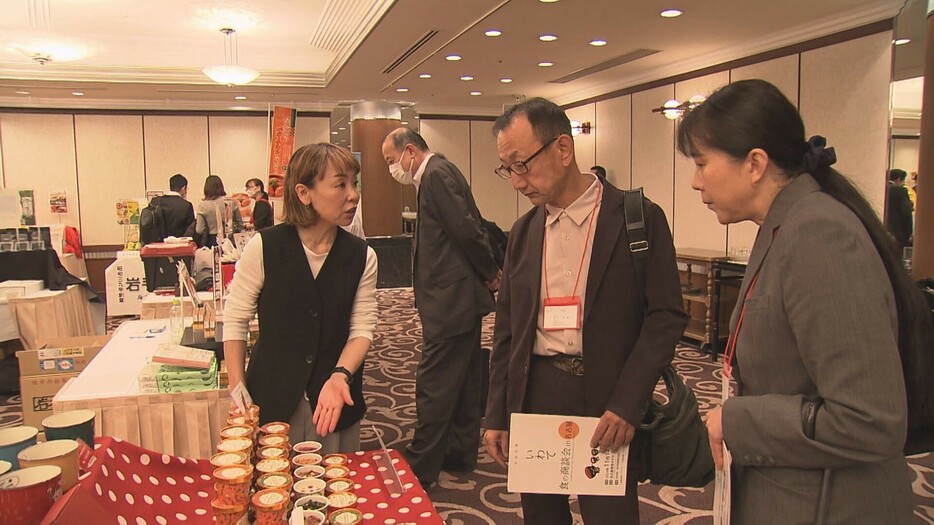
[485,98,686,524]
[381,127,502,488]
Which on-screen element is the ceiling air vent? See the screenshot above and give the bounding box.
[382,30,439,75]
[549,48,660,84]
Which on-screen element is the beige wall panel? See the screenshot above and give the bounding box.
[674,72,730,252]
[728,55,800,252]
[801,31,893,216]
[730,54,800,106]
[295,116,330,149]
[471,120,517,230]
[420,120,470,183]
[208,116,268,199]
[566,104,596,170]
[143,115,209,212]
[595,95,632,189]
[74,115,145,245]
[0,113,80,229]
[631,86,676,225]
[892,138,920,173]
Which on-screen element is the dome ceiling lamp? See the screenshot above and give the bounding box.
[8,0,99,65]
[202,27,260,86]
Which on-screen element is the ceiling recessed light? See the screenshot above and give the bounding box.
[15,90,30,95]
[589,39,607,47]
[396,87,409,92]
[460,75,474,81]
[338,127,346,131]
[418,73,432,79]
[445,54,461,61]
[72,91,84,96]
[538,61,554,67]
[660,9,682,18]
[470,91,482,96]
[485,30,502,37]
[234,95,247,100]
[414,115,419,119]
[401,121,409,125]
[539,0,559,3]
[331,131,339,135]
[539,34,557,42]
[500,78,513,83]
[894,38,911,45]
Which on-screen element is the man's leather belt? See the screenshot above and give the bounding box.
[536,353,584,376]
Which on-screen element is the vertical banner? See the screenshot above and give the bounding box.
[267,106,297,199]
[18,189,36,226]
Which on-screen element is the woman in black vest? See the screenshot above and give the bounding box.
[223,143,378,452]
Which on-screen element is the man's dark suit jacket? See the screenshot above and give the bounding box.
[414,155,500,341]
[156,194,196,239]
[485,181,687,429]
[885,184,913,247]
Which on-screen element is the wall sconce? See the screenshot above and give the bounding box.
[651,95,706,120]
[570,121,592,136]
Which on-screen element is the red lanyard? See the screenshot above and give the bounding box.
[543,184,602,300]
[722,227,779,378]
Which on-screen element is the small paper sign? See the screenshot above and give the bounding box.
[508,413,629,496]
[230,381,253,417]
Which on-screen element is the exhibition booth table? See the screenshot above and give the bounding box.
[44,437,442,523]
[140,291,214,320]
[53,319,230,458]
[9,285,104,350]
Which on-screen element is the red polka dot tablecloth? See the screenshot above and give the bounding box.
[42,439,442,524]
[342,449,443,524]
[45,436,215,524]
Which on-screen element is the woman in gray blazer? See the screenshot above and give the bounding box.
[195,175,243,247]
[676,79,932,524]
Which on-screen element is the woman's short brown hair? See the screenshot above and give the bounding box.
[203,175,227,200]
[282,143,360,226]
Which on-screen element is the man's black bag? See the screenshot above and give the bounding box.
[623,187,715,487]
[140,197,167,245]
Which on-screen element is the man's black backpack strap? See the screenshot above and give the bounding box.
[623,187,649,310]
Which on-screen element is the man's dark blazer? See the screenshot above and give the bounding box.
[414,155,500,341]
[485,181,687,429]
[156,194,196,239]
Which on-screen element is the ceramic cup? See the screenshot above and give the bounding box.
[0,460,11,477]
[0,426,39,470]
[42,409,96,447]
[17,440,80,491]
[0,465,63,525]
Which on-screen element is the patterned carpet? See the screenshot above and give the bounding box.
[2,287,933,523]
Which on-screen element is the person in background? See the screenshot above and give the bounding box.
[223,143,378,451]
[485,98,686,524]
[382,127,501,488]
[885,168,914,251]
[680,79,921,524]
[246,178,274,230]
[908,171,918,208]
[196,175,243,247]
[590,165,607,182]
[159,173,196,238]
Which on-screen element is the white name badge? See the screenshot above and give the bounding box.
[543,296,581,331]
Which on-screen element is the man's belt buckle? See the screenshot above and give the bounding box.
[550,354,584,376]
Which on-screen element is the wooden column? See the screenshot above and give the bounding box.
[914,2,934,278]
[353,118,402,236]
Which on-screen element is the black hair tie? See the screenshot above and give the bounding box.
[803,135,836,174]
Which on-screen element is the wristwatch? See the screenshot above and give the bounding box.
[331,366,354,384]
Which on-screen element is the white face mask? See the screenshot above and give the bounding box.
[389,150,416,185]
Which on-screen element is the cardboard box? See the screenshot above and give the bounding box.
[17,335,110,427]
[0,279,44,299]
[21,373,80,428]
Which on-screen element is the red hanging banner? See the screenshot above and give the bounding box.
[267,106,297,199]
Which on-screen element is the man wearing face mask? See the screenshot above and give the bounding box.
[381,127,502,488]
